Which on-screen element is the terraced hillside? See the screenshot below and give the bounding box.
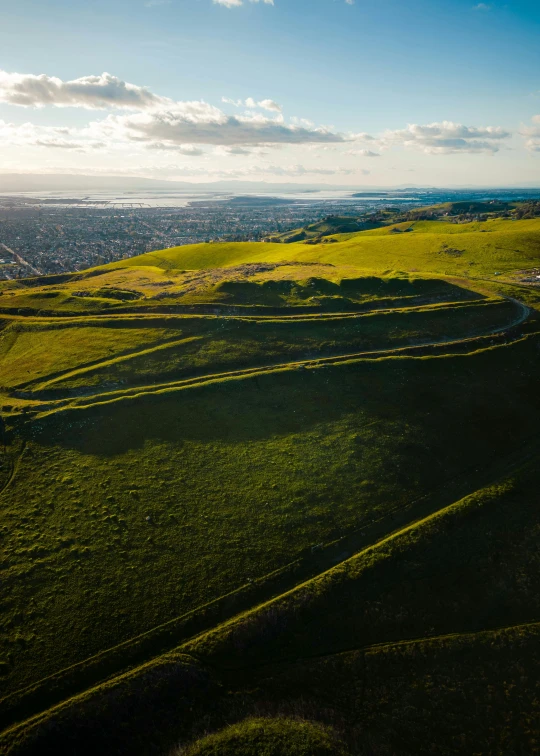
[1,217,540,756]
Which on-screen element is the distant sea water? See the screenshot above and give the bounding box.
[2,187,538,209]
[1,188,423,208]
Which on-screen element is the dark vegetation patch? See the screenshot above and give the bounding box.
[1,334,540,709]
[88,288,144,301]
[438,242,464,257]
[3,461,540,756]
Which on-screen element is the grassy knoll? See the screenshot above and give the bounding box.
[1,213,540,755]
[177,718,348,756]
[93,217,540,278]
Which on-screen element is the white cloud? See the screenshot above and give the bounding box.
[146,142,205,155]
[473,3,491,10]
[260,164,354,176]
[0,70,169,110]
[291,116,316,129]
[214,145,270,156]
[0,120,105,152]
[519,115,540,152]
[349,131,377,142]
[96,107,346,147]
[223,96,282,112]
[347,149,381,157]
[380,121,511,154]
[0,69,340,148]
[255,98,282,112]
[222,97,243,107]
[0,68,517,174]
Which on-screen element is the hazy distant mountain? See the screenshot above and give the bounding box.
[0,173,383,194]
[0,174,196,192]
[1,174,537,195]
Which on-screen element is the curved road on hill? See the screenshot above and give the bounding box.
[27,295,531,417]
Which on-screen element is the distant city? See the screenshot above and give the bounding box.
[0,187,539,279]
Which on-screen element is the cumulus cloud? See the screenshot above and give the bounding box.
[223,96,282,112]
[95,106,346,147]
[519,115,540,152]
[349,131,377,142]
[0,120,105,152]
[145,142,205,155]
[0,68,515,168]
[0,70,170,110]
[250,98,282,112]
[214,145,267,155]
[473,3,491,9]
[221,97,243,107]
[0,70,340,148]
[380,121,511,154]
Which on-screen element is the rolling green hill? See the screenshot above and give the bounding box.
[1,214,540,756]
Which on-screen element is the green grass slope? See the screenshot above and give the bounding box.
[4,459,540,756]
[177,718,348,756]
[1,214,540,756]
[98,217,540,278]
[2,333,539,698]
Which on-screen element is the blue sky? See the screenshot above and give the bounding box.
[1,0,539,185]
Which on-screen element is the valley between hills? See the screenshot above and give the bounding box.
[1,211,540,755]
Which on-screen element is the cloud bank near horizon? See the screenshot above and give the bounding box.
[0,68,534,182]
[380,121,512,154]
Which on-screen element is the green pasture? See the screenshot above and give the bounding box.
[100,217,540,278]
[1,212,540,756]
[0,321,181,389]
[2,333,540,698]
[22,299,517,400]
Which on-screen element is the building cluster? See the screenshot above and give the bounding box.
[2,188,535,281]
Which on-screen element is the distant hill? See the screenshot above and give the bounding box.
[0,174,373,193]
[268,200,540,243]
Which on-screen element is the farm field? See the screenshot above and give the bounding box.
[1,215,540,756]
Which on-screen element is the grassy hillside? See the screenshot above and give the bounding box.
[1,213,540,755]
[88,217,540,277]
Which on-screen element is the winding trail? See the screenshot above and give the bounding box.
[26,295,531,418]
[0,294,536,735]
